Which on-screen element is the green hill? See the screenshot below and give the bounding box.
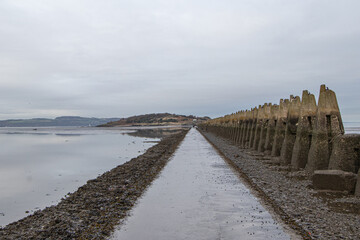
[98,113,210,127]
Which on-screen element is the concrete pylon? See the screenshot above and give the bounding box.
[226,114,234,139]
[328,134,360,173]
[243,109,253,148]
[240,110,251,148]
[230,112,238,142]
[306,84,344,173]
[252,105,264,150]
[236,111,246,145]
[231,112,240,143]
[264,104,279,155]
[233,111,240,144]
[280,96,301,165]
[258,103,272,152]
[248,107,258,148]
[234,112,241,143]
[291,90,317,170]
[271,99,290,157]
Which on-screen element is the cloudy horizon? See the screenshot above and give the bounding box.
[1,0,359,121]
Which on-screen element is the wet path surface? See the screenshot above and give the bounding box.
[110,129,292,240]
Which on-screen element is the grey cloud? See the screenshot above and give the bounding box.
[0,0,359,121]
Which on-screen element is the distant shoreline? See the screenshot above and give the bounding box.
[0,116,121,127]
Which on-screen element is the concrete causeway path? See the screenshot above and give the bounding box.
[110,128,294,240]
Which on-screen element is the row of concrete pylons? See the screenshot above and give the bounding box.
[200,84,345,173]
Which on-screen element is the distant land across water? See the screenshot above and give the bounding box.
[0,113,211,127]
[98,113,211,127]
[0,114,356,129]
[0,116,121,127]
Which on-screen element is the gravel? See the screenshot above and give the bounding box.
[0,129,189,240]
[200,130,360,240]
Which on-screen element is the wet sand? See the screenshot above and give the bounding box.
[111,128,297,239]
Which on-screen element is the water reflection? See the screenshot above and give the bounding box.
[0,127,174,227]
[124,127,187,139]
[55,133,82,137]
[344,122,360,134]
[5,132,50,136]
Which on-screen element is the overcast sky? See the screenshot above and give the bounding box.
[0,0,359,121]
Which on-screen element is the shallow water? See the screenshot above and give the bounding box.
[111,129,292,240]
[344,122,360,134]
[0,127,163,227]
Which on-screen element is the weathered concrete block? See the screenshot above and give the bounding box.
[241,121,250,148]
[244,120,253,148]
[291,90,317,170]
[252,105,264,150]
[271,99,290,157]
[258,103,271,152]
[235,121,242,145]
[328,134,360,173]
[306,84,344,173]
[233,111,243,145]
[280,96,301,165]
[248,108,258,148]
[237,111,247,146]
[313,170,357,192]
[264,104,279,155]
[355,169,360,196]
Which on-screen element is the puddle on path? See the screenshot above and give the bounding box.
[110,128,292,240]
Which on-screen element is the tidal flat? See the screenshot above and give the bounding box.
[0,126,182,227]
[0,128,188,239]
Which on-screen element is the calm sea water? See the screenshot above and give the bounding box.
[0,127,164,227]
[344,122,360,134]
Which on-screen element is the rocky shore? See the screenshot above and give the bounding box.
[0,129,189,239]
[200,130,360,240]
